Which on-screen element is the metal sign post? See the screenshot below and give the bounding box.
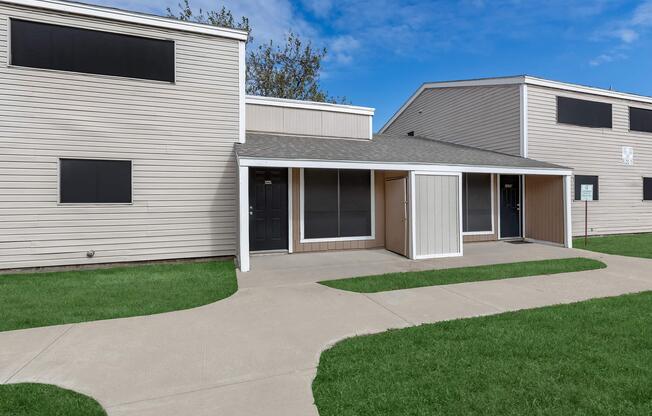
[580,184,594,247]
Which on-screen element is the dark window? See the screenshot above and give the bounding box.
[557,96,612,128]
[11,19,174,82]
[630,107,652,133]
[462,173,492,233]
[644,178,652,201]
[407,131,415,136]
[574,175,599,201]
[60,159,132,203]
[303,169,372,239]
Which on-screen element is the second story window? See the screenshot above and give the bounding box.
[630,107,652,133]
[10,19,175,82]
[557,96,612,128]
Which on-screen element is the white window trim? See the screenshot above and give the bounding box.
[57,157,134,206]
[410,171,464,260]
[299,168,375,244]
[461,173,495,236]
[8,17,178,84]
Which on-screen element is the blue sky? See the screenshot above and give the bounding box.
[90,0,652,128]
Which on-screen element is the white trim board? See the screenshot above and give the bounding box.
[238,157,573,176]
[246,95,375,116]
[298,168,376,244]
[380,75,652,133]
[4,0,249,40]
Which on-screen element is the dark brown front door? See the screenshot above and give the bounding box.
[249,168,288,251]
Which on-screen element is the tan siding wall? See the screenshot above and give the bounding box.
[414,175,460,256]
[384,85,522,155]
[291,169,385,252]
[0,4,240,269]
[524,175,564,244]
[463,174,499,243]
[527,85,652,236]
[246,104,371,139]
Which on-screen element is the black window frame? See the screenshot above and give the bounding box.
[10,18,176,83]
[643,177,652,201]
[573,175,599,201]
[557,96,612,129]
[302,169,373,241]
[629,107,652,134]
[59,158,133,204]
[462,173,493,234]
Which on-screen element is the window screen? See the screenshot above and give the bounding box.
[60,159,132,203]
[462,173,492,232]
[644,178,652,201]
[11,19,175,82]
[303,169,372,239]
[574,175,599,201]
[630,107,652,133]
[557,96,612,128]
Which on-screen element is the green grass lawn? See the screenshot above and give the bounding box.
[0,260,237,332]
[318,257,606,293]
[0,383,106,416]
[313,291,652,416]
[574,233,652,259]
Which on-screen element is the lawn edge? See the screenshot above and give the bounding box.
[317,257,607,294]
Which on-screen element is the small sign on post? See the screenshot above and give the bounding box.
[580,184,594,247]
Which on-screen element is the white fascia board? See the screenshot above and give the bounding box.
[245,95,375,116]
[5,0,249,41]
[237,157,573,176]
[523,76,652,105]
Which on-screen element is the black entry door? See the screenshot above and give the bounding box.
[249,168,288,251]
[500,175,522,238]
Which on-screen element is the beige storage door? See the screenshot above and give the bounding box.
[385,177,408,256]
[414,174,461,258]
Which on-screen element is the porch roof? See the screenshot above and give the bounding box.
[237,132,570,172]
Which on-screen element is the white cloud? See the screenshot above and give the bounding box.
[326,35,360,65]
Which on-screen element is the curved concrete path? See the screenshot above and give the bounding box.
[2,243,652,415]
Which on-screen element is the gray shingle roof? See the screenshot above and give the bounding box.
[237,133,570,171]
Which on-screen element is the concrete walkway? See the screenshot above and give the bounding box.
[2,243,652,415]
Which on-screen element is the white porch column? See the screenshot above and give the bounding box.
[408,171,417,259]
[563,174,573,248]
[238,166,250,272]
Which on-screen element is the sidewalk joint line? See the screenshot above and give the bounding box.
[106,366,316,409]
[4,324,74,384]
[362,294,414,326]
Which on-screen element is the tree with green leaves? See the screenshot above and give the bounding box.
[167,1,344,103]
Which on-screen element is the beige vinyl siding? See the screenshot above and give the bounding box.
[291,169,385,252]
[384,85,522,155]
[0,3,240,269]
[526,85,652,236]
[414,175,461,257]
[524,175,564,244]
[246,104,371,139]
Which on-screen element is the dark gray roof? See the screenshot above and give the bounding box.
[237,133,570,170]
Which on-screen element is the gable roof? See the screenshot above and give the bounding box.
[380,75,652,133]
[237,132,570,172]
[3,0,249,41]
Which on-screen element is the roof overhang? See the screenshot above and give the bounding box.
[4,0,249,41]
[246,95,375,116]
[237,156,573,176]
[380,75,652,133]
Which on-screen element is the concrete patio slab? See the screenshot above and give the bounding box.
[1,242,651,416]
[240,241,579,289]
